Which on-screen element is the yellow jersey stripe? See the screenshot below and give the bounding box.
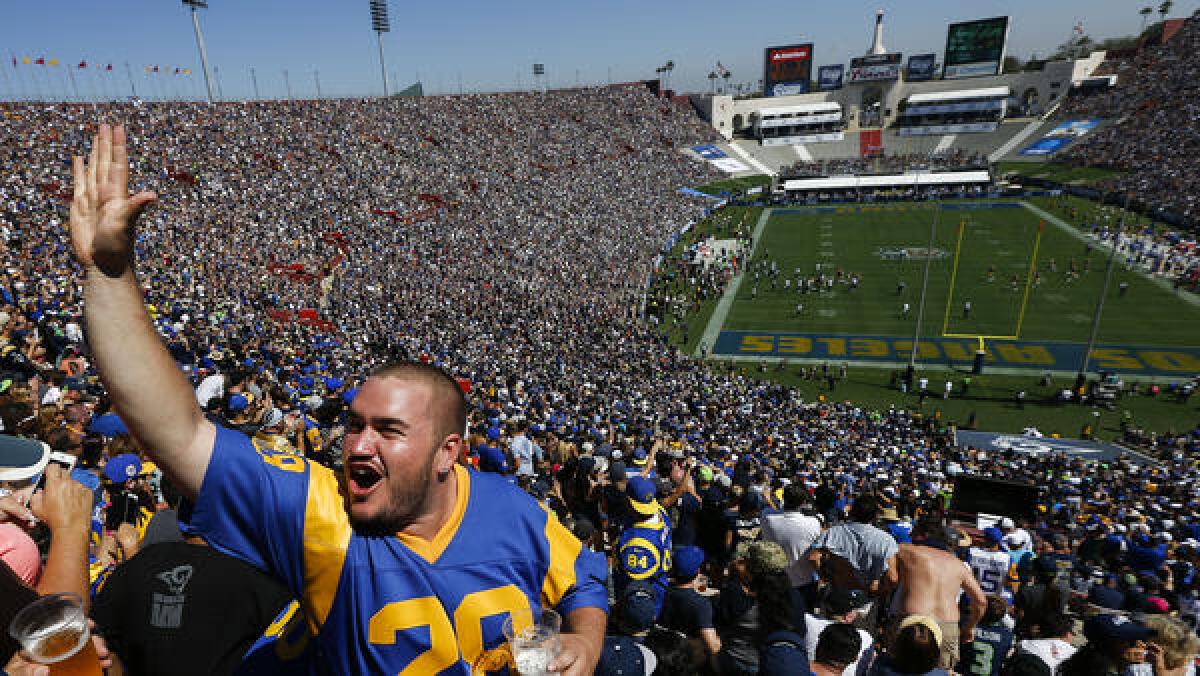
[303,464,353,633]
[540,506,581,608]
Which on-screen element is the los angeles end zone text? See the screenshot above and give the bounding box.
[716,332,1200,377]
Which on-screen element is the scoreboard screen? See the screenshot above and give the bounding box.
[764,43,814,97]
[943,16,1010,79]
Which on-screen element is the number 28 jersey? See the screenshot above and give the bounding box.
[185,425,608,674]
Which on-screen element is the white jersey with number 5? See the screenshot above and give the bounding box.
[969,547,1012,597]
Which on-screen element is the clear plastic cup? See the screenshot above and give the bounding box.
[8,593,101,675]
[502,607,561,676]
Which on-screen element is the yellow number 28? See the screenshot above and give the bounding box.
[368,584,532,674]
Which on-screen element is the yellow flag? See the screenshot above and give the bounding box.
[48,59,57,66]
[183,68,191,75]
[21,57,29,65]
[145,66,150,73]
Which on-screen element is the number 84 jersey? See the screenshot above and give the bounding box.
[185,426,608,675]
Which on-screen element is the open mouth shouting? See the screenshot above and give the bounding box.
[345,460,385,499]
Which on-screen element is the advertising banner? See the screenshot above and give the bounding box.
[817,64,844,90]
[848,53,902,82]
[906,53,937,81]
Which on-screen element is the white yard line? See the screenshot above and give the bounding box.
[697,208,774,355]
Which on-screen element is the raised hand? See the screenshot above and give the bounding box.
[70,123,157,277]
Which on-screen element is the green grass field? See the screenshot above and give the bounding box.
[723,201,1200,347]
[656,199,1200,439]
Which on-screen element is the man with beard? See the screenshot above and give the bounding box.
[67,124,607,675]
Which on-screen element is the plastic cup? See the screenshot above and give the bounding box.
[502,607,561,676]
[8,593,102,675]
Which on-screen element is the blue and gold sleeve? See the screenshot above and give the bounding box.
[540,507,609,617]
[183,424,317,597]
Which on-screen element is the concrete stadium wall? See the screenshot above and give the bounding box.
[697,52,1106,140]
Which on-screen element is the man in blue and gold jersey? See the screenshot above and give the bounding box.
[615,475,673,616]
[68,124,608,675]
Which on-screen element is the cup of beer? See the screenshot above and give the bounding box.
[502,607,561,676]
[8,593,101,675]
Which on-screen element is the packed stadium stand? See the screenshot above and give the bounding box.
[8,7,1200,676]
[1056,12,1200,220]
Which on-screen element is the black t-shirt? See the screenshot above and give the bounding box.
[672,492,701,548]
[92,542,293,676]
[0,559,39,664]
[659,585,715,635]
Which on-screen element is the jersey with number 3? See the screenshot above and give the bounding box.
[186,425,608,674]
[958,623,1014,676]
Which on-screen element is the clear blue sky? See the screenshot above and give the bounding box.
[2,0,1195,100]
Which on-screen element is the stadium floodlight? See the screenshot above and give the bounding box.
[370,0,390,97]
[182,0,216,102]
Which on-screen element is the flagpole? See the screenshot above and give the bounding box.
[124,62,137,99]
[213,66,224,101]
[0,61,15,102]
[67,66,81,102]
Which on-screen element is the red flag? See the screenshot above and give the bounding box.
[78,60,87,69]
[106,64,113,71]
[152,65,159,72]
[174,67,179,75]
[34,57,45,65]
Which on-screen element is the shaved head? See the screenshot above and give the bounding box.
[369,361,467,443]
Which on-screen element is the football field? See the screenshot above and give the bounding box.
[706,201,1200,377]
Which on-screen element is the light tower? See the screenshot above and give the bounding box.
[182,0,216,102]
[868,9,888,55]
[369,0,390,97]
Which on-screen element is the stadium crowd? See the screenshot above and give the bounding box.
[1058,12,1200,222]
[780,150,988,180]
[0,86,1199,675]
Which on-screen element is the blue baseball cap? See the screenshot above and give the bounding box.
[672,546,705,580]
[631,448,648,466]
[626,476,659,516]
[619,583,658,633]
[103,453,143,484]
[983,527,1005,545]
[228,394,249,412]
[1083,613,1155,643]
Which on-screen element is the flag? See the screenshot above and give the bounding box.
[22,57,29,65]
[174,67,180,75]
[48,59,57,66]
[153,65,159,72]
[183,68,190,75]
[35,58,45,65]
[716,61,729,77]
[1074,21,1084,35]
[78,60,87,69]
[144,66,150,73]
[106,64,113,71]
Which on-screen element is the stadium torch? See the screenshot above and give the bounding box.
[182,0,216,102]
[369,0,391,97]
